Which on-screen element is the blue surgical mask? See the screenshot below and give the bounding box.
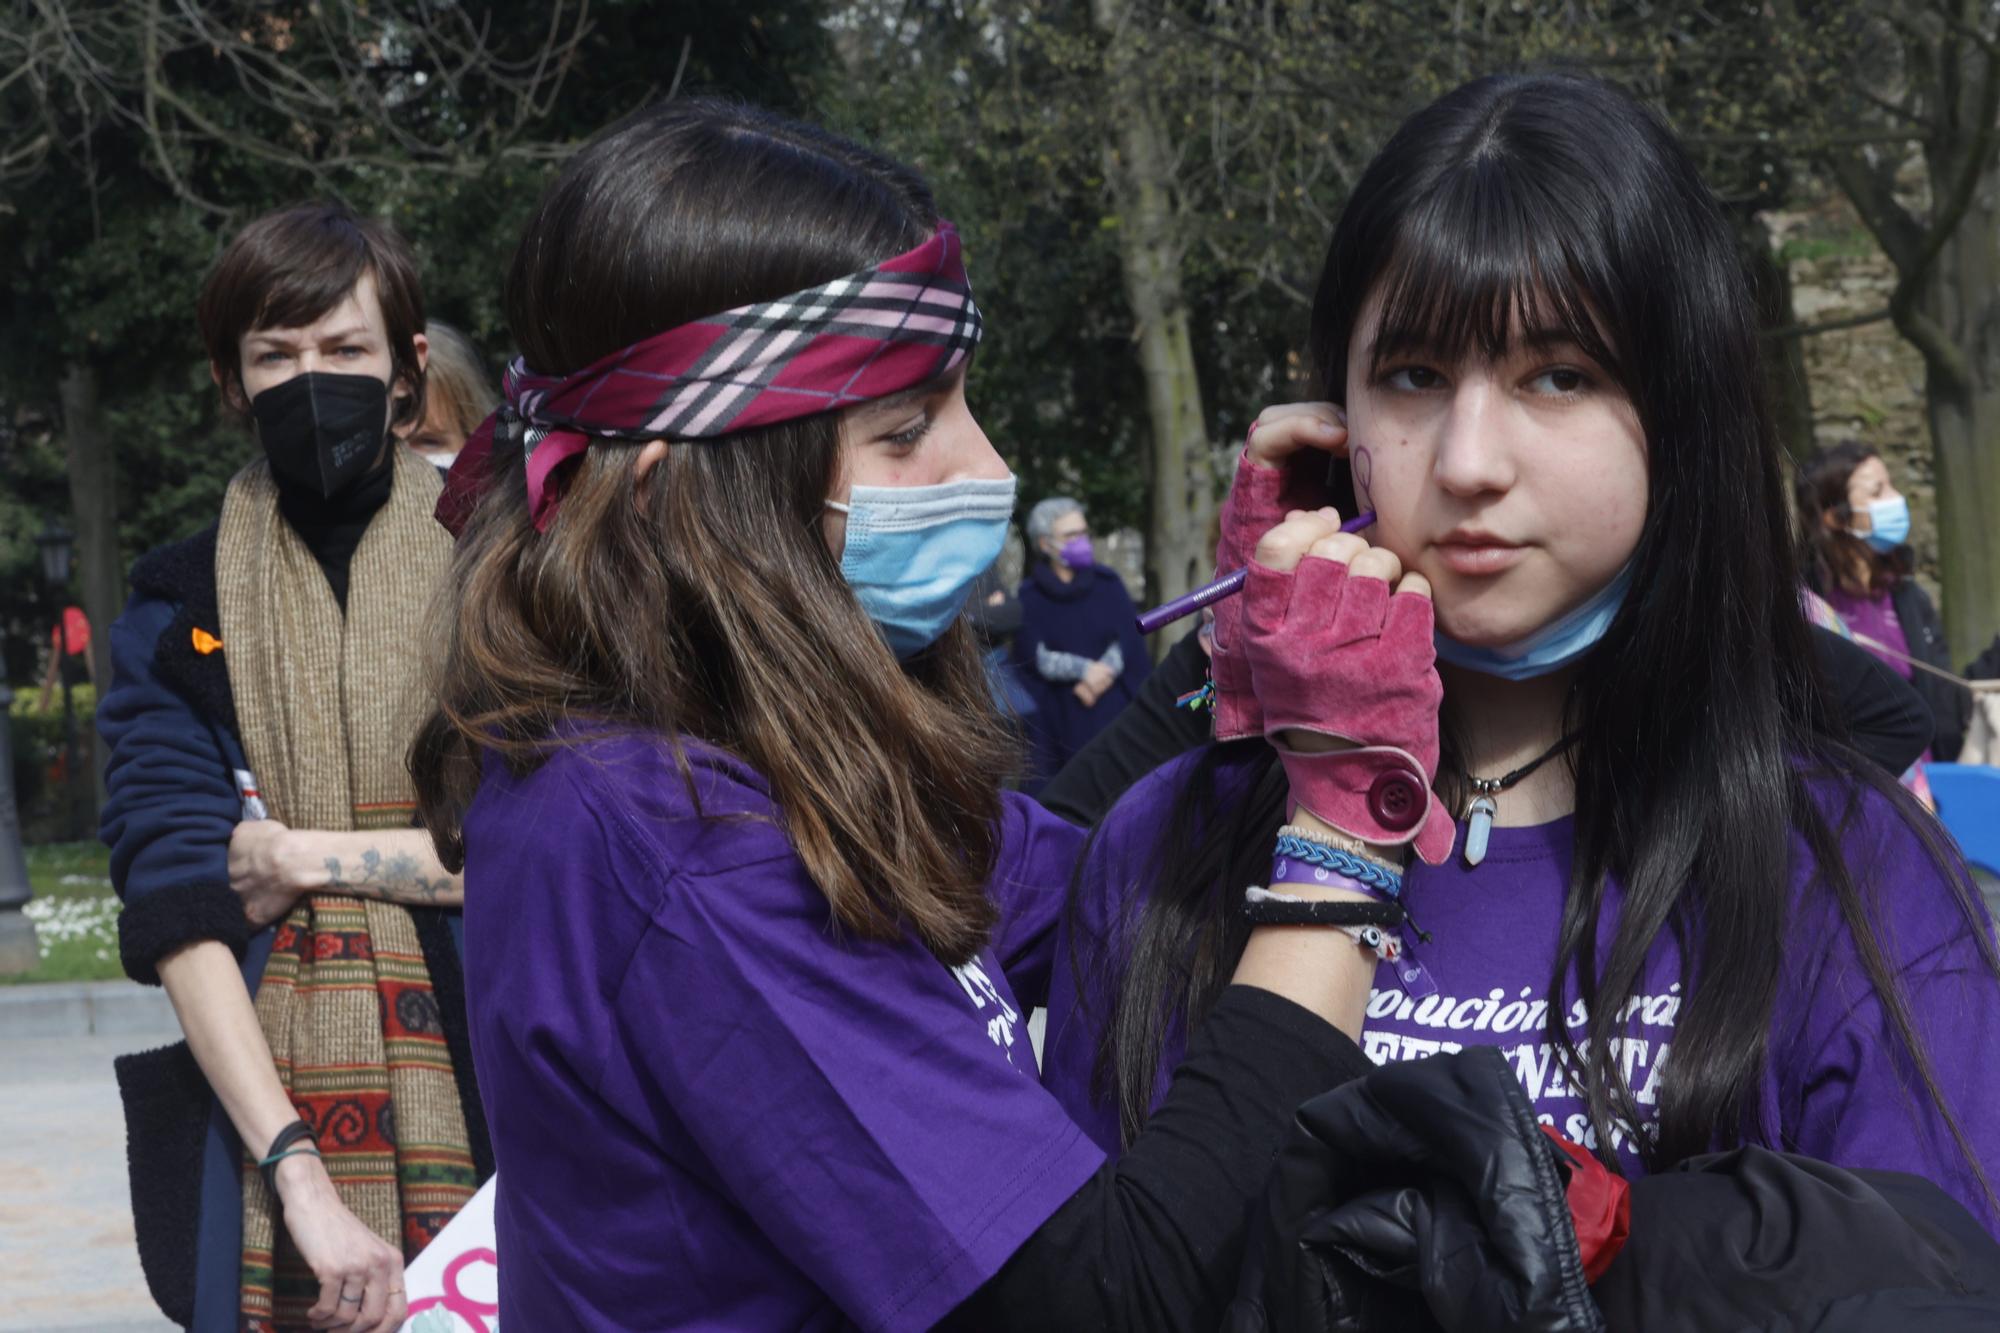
[1434,563,1634,680]
[828,476,1017,658]
[1853,495,1910,552]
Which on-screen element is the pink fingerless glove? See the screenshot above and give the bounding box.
[1241,551,1455,865]
[1211,447,1332,742]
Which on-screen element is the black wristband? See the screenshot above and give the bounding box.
[1239,896,1406,928]
[258,1118,318,1196]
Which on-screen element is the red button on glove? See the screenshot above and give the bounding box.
[1212,445,1332,743]
[1240,546,1456,864]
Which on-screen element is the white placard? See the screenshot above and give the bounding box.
[398,1176,499,1332]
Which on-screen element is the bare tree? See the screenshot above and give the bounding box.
[3,0,591,203]
[1089,0,1216,628]
[1804,0,2000,666]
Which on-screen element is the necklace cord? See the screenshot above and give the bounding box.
[1470,731,1580,796]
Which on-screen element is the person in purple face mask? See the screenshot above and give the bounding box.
[1042,72,2000,1247]
[1013,496,1152,791]
[411,97,1396,1332]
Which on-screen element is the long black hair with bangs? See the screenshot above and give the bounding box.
[1091,72,1998,1180]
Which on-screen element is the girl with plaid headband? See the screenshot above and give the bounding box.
[411,98,1387,1329]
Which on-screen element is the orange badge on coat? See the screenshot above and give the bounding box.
[191,627,223,655]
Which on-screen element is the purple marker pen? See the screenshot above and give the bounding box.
[1135,510,1376,634]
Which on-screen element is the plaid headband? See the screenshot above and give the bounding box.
[435,222,983,537]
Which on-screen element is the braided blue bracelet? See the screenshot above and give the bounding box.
[1272,833,1404,899]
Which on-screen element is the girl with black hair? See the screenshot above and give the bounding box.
[1042,72,2000,1234]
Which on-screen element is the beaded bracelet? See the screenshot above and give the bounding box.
[1248,888,1439,997]
[1338,922,1405,962]
[1272,833,1404,899]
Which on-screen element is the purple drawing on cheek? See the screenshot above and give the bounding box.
[1351,445,1374,509]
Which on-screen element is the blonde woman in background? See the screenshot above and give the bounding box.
[407,320,499,468]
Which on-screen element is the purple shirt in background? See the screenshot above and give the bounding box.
[1044,748,2000,1235]
[462,733,1102,1331]
[1826,585,1916,681]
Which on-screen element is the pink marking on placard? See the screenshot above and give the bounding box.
[406,1247,500,1333]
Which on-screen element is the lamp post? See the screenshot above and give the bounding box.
[0,526,81,976]
[0,681,39,974]
[35,524,79,841]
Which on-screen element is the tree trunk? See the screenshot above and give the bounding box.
[1744,218,1816,461]
[1913,176,2000,671]
[1091,0,1214,653]
[60,360,120,807]
[1922,376,2000,670]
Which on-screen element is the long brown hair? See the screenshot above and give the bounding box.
[1796,440,1910,598]
[411,99,1017,964]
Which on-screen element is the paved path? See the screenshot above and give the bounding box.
[0,1028,178,1332]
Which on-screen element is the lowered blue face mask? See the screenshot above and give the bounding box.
[1853,495,1910,552]
[1434,563,1634,680]
[828,476,1017,658]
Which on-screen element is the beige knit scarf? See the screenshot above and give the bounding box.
[216,447,474,1331]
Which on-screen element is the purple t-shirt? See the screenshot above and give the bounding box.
[462,733,1103,1330]
[1044,748,2000,1233]
[1826,585,1916,681]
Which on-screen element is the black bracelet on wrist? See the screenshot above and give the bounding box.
[257,1118,319,1195]
[1239,892,1407,929]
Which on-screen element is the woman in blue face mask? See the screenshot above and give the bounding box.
[411,97,1396,1332]
[1799,442,1970,766]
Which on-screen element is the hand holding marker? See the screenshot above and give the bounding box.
[1138,402,1373,634]
[1136,509,1377,634]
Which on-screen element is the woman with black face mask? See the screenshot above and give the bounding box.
[97,202,486,1333]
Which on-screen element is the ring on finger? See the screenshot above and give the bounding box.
[339,1288,364,1304]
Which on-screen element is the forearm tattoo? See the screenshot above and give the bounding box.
[322,847,459,903]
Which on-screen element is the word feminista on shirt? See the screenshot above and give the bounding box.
[1360,978,1681,1156]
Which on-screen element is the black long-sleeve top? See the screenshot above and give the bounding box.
[942,987,1371,1328]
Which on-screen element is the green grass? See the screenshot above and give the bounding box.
[1777,228,1878,265]
[0,840,123,986]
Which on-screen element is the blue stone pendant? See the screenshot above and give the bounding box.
[1464,794,1497,867]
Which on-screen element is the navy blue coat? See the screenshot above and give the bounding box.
[1010,561,1153,793]
[97,527,486,1330]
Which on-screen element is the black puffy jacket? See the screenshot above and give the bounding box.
[1226,1046,2000,1332]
